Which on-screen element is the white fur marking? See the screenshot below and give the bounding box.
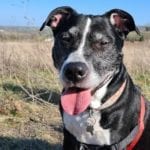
[90,85,107,109]
[62,17,91,63]
[90,78,111,109]
[77,18,91,54]
[64,111,111,145]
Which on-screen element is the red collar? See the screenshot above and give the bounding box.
[127,96,146,150]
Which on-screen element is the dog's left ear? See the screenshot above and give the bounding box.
[40,6,78,35]
[104,9,140,38]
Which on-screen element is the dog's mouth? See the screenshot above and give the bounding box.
[61,87,91,115]
[61,72,114,115]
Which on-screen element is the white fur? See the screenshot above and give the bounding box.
[90,77,112,109]
[63,110,111,145]
[90,83,108,109]
[77,18,91,54]
[94,33,103,40]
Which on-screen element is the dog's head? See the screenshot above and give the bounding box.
[40,6,139,103]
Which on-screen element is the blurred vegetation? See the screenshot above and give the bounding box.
[126,26,150,42]
[0,26,52,41]
[0,26,150,42]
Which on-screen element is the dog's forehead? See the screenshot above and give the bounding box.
[69,15,109,34]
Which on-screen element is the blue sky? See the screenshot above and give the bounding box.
[0,0,150,26]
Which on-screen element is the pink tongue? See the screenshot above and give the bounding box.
[61,88,91,115]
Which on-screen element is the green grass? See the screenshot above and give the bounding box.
[0,69,61,102]
[132,71,150,99]
[126,31,150,42]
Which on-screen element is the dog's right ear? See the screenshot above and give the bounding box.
[40,6,78,35]
[104,9,140,38]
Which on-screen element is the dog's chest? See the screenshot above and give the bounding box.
[63,110,111,145]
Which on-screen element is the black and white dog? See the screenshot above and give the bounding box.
[40,6,150,150]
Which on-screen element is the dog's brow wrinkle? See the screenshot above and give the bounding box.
[95,33,103,40]
[69,27,79,34]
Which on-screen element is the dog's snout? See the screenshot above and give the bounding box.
[64,62,88,83]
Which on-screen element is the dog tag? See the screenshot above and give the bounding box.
[86,125,94,135]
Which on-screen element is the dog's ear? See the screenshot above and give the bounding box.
[104,9,140,38]
[40,6,78,35]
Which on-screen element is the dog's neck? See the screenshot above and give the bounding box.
[100,79,126,110]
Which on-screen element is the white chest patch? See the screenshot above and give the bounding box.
[90,76,112,109]
[63,110,111,145]
[90,82,108,109]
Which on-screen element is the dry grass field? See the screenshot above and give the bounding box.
[0,28,150,149]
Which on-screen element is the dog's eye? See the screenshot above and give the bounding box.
[60,32,74,49]
[61,32,71,43]
[92,40,109,51]
[100,41,109,45]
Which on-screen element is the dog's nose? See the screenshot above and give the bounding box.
[63,62,88,82]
